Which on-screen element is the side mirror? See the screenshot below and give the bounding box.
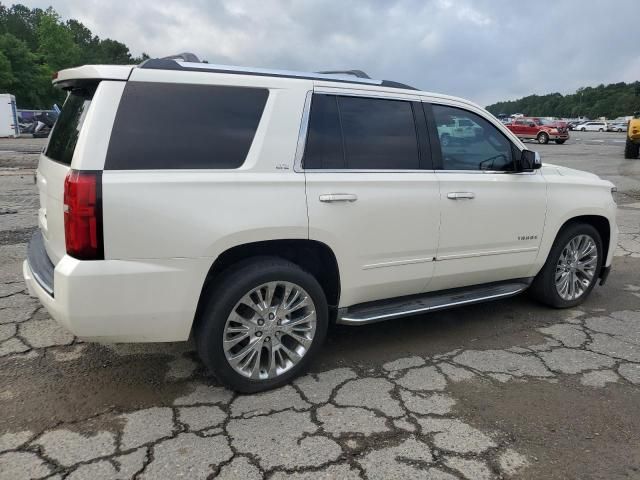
[519,149,541,172]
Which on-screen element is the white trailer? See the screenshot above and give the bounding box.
[0,94,20,137]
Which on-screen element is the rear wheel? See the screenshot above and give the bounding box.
[196,257,328,392]
[554,139,566,145]
[580,127,586,131]
[537,132,549,144]
[599,128,604,132]
[624,139,640,159]
[529,223,602,308]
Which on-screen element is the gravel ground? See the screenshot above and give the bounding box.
[1,132,640,479]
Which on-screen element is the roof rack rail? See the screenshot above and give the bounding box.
[315,70,371,79]
[160,52,202,63]
[139,58,417,90]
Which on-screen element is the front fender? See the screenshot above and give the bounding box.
[529,175,617,276]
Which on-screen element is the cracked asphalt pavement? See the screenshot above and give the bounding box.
[1,133,640,479]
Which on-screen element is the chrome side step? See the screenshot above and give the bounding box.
[336,279,532,326]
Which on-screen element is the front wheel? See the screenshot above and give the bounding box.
[196,257,328,392]
[529,223,602,308]
[554,139,566,145]
[599,128,604,132]
[537,132,549,144]
[580,127,586,131]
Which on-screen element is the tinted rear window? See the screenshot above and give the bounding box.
[45,90,93,165]
[303,94,421,170]
[339,96,419,170]
[303,95,344,169]
[105,82,268,170]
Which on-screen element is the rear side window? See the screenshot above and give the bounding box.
[45,90,93,165]
[303,95,344,169]
[105,82,268,170]
[303,94,421,170]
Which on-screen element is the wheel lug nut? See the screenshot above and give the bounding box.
[269,313,275,320]
[256,331,262,337]
[257,319,264,326]
[265,337,270,342]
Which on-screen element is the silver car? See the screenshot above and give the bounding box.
[607,122,627,132]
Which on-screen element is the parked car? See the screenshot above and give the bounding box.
[607,122,627,132]
[436,116,483,145]
[577,121,608,132]
[24,55,618,392]
[505,117,570,144]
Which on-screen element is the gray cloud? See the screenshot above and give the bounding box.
[20,0,640,105]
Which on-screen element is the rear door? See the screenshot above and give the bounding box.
[522,118,538,139]
[36,79,126,264]
[304,89,441,307]
[37,89,94,264]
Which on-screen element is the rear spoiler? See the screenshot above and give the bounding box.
[53,65,134,90]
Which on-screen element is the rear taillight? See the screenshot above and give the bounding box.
[63,170,104,260]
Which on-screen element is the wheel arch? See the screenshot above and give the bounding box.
[194,239,341,328]
[558,215,611,261]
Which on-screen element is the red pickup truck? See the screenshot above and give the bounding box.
[505,117,569,145]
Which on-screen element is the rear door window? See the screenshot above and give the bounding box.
[303,94,422,170]
[303,95,344,169]
[105,82,268,170]
[339,96,420,170]
[45,89,93,165]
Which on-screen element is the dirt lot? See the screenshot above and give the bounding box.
[1,132,640,479]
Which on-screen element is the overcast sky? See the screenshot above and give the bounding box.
[20,0,640,106]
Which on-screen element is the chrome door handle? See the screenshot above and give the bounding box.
[319,193,358,203]
[447,192,475,200]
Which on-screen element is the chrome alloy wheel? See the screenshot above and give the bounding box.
[223,281,317,380]
[555,234,598,301]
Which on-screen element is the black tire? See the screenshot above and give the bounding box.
[580,127,586,131]
[537,132,549,144]
[624,139,640,159]
[195,257,328,393]
[529,223,603,308]
[554,139,566,145]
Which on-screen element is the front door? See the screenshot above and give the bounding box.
[429,103,547,291]
[303,91,441,307]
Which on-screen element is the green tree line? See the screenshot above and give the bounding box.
[487,82,640,119]
[0,3,148,108]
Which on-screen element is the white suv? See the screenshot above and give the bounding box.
[24,55,618,392]
[578,121,608,132]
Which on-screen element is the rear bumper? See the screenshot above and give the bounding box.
[24,233,210,342]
